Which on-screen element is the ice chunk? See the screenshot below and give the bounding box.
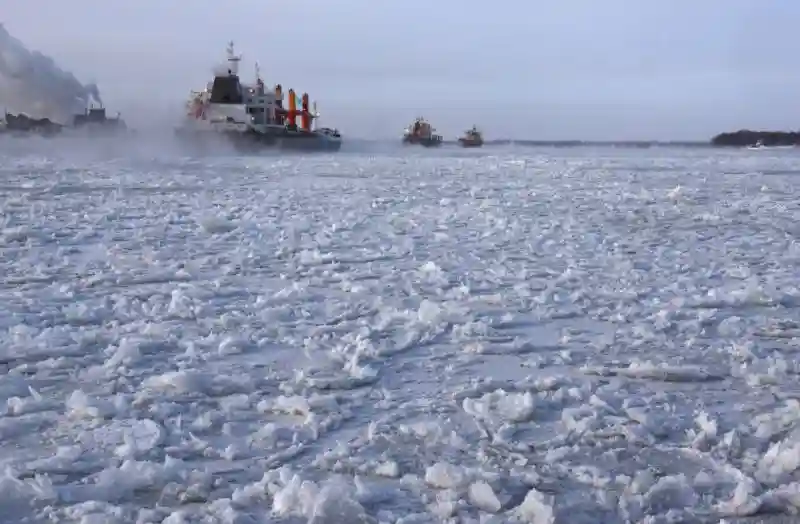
[462,389,536,425]
[425,462,468,489]
[417,300,442,324]
[7,386,59,415]
[198,215,237,234]
[272,475,319,517]
[374,461,400,478]
[66,390,116,419]
[643,474,697,514]
[514,487,555,524]
[309,483,371,524]
[104,338,141,368]
[468,481,502,513]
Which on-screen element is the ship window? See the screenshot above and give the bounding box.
[209,76,244,104]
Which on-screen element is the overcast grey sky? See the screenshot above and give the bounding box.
[4,0,799,139]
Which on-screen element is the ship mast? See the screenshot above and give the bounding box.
[255,61,264,87]
[225,41,241,76]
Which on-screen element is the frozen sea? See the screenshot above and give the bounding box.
[2,140,800,523]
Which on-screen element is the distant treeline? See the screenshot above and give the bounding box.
[710,130,800,147]
[442,139,711,148]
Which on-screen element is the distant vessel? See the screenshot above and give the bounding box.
[457,125,484,148]
[0,111,62,137]
[746,139,794,151]
[72,104,127,132]
[402,117,443,147]
[0,101,125,138]
[175,42,341,152]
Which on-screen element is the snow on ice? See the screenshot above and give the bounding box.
[2,143,800,522]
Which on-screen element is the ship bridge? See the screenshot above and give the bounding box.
[187,42,320,131]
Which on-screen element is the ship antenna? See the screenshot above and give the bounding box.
[225,40,242,75]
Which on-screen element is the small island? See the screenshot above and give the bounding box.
[711,129,800,147]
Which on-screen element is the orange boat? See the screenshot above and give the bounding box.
[457,125,484,148]
[402,117,443,147]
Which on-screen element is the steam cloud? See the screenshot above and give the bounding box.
[0,23,101,123]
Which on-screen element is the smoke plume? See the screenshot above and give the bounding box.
[0,23,101,123]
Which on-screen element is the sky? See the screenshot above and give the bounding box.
[3,0,800,140]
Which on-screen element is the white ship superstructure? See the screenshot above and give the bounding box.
[178,42,341,151]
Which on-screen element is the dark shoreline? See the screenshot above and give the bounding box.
[710,130,800,148]
[445,139,711,148]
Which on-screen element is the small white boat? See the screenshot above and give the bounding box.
[746,139,794,150]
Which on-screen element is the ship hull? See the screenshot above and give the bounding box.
[458,138,483,148]
[402,135,443,147]
[175,126,342,153]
